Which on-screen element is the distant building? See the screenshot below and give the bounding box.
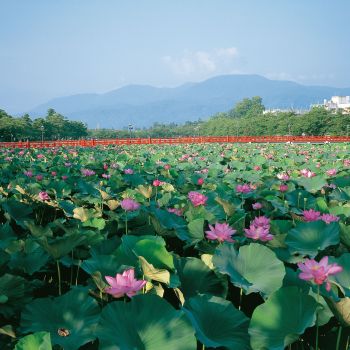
[263,108,306,115]
[324,96,350,114]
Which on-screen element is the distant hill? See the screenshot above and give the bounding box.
[26,75,350,128]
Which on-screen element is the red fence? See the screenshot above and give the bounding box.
[0,135,349,148]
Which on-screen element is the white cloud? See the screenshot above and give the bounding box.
[162,47,239,78]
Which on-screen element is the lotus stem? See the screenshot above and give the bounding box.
[201,344,205,350]
[315,285,320,350]
[70,250,74,286]
[238,288,243,310]
[335,325,342,350]
[345,336,349,350]
[57,260,62,296]
[75,259,81,286]
[125,212,128,235]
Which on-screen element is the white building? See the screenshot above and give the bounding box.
[324,96,350,113]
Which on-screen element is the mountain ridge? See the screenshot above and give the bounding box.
[25,74,350,128]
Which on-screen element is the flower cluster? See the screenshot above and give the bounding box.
[302,209,339,224]
[120,198,140,211]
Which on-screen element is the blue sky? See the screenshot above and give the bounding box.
[1,0,350,113]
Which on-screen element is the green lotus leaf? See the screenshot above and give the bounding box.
[119,235,175,270]
[175,257,227,299]
[329,253,350,296]
[285,221,339,257]
[81,253,125,277]
[295,175,327,193]
[0,274,34,317]
[1,198,33,227]
[8,239,50,275]
[249,287,318,350]
[20,288,100,350]
[82,217,106,230]
[15,331,52,350]
[213,243,285,296]
[183,294,250,350]
[340,223,350,248]
[96,294,196,350]
[37,233,86,260]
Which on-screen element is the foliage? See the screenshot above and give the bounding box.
[0,142,349,349]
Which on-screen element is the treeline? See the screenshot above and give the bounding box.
[1,97,350,141]
[88,97,350,138]
[0,109,88,142]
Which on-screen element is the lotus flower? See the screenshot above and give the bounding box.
[105,268,146,298]
[252,202,262,210]
[188,191,208,207]
[244,225,274,241]
[279,184,289,192]
[326,168,337,177]
[205,222,236,242]
[120,198,140,211]
[153,179,164,187]
[298,256,343,291]
[167,208,184,216]
[320,213,339,224]
[24,170,33,177]
[124,168,134,174]
[38,191,50,201]
[197,178,204,185]
[303,209,321,222]
[252,216,270,228]
[81,169,95,176]
[300,169,316,178]
[277,173,290,181]
[236,184,252,194]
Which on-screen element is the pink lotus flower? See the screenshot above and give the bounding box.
[298,256,343,291]
[36,175,43,181]
[188,191,208,207]
[153,179,164,187]
[252,202,262,210]
[252,216,270,228]
[279,184,289,192]
[236,184,252,194]
[124,168,134,174]
[37,154,44,159]
[205,222,236,242]
[300,169,316,178]
[61,175,68,180]
[120,198,140,211]
[64,162,72,167]
[344,159,350,167]
[197,178,204,185]
[51,171,57,177]
[81,169,95,177]
[253,166,261,171]
[105,268,146,298]
[277,173,290,181]
[38,191,50,201]
[320,213,339,224]
[102,173,111,179]
[103,163,108,170]
[164,164,171,170]
[303,209,321,222]
[244,225,273,241]
[24,170,33,177]
[326,169,337,177]
[167,208,184,216]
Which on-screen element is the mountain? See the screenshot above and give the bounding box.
[26,75,350,128]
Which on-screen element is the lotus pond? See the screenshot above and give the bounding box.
[1,142,350,350]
